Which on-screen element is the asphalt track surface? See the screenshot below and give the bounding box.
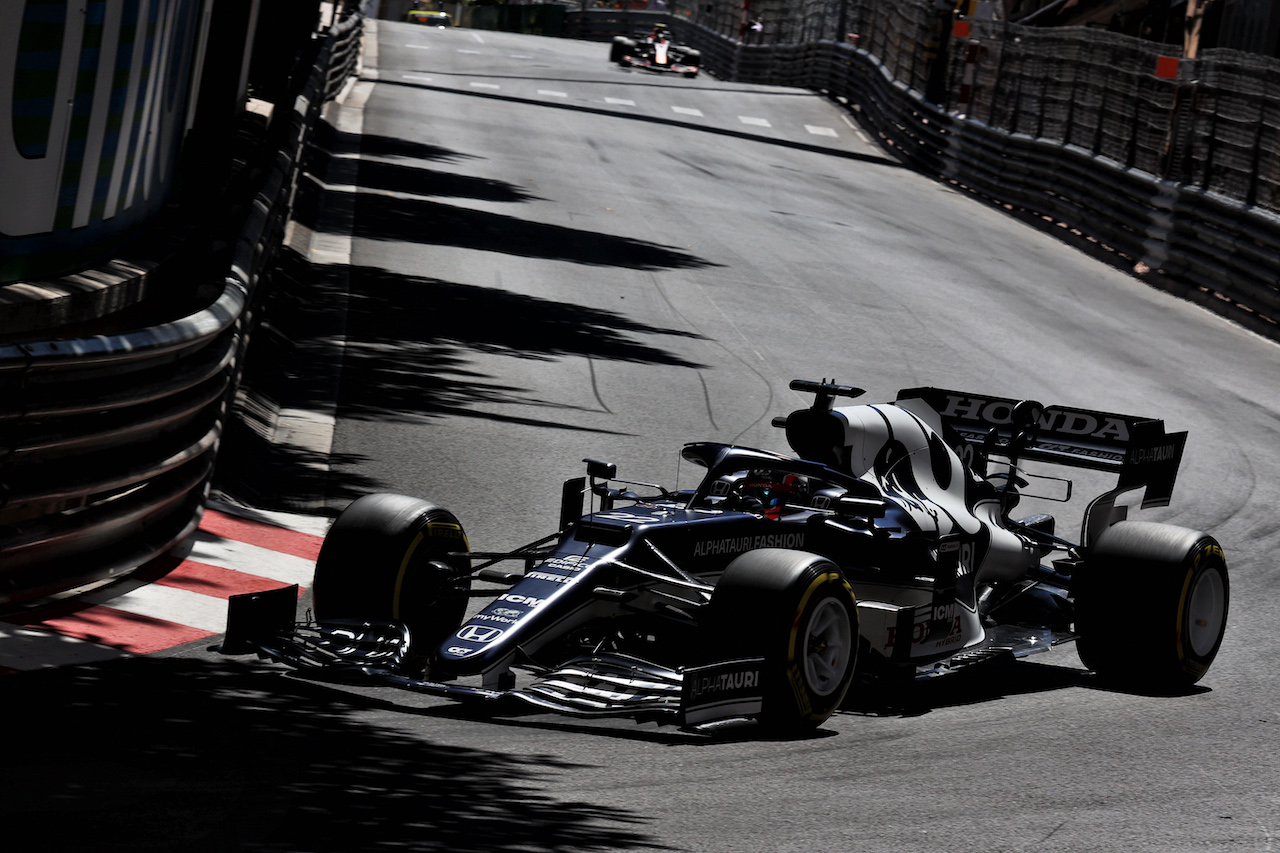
[7,21,1280,852]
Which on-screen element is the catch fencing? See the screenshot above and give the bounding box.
[0,15,363,607]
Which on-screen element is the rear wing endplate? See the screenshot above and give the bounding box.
[896,387,1188,508]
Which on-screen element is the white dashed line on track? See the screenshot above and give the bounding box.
[457,49,481,54]
[739,116,771,127]
[841,113,872,144]
[404,43,430,49]
[605,97,636,106]
[538,89,568,97]
[672,106,703,116]
[471,82,500,89]
[806,125,838,137]
[403,74,433,82]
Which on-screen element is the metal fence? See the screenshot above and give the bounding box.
[567,3,1280,339]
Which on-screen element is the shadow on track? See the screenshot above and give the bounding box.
[214,251,707,511]
[0,658,667,852]
[839,657,1211,721]
[335,265,706,422]
[350,191,716,270]
[356,158,542,203]
[378,75,905,170]
[841,660,1096,719]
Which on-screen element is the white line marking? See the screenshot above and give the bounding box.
[470,32,485,43]
[538,89,568,97]
[509,54,532,59]
[672,106,703,116]
[739,116,771,127]
[471,82,500,89]
[187,532,316,586]
[605,97,636,106]
[81,583,234,634]
[806,125,838,137]
[458,49,481,54]
[403,74,433,83]
[404,43,430,49]
[841,113,872,144]
[209,499,331,538]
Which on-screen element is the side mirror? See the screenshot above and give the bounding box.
[835,495,886,519]
[584,458,617,480]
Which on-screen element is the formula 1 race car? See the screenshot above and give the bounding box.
[222,381,1229,734]
[610,25,701,78]
[407,9,451,26]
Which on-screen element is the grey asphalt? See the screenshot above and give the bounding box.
[7,21,1279,852]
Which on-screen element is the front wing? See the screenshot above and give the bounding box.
[221,585,763,727]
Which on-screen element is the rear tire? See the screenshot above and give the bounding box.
[682,49,701,77]
[705,549,857,732]
[1073,521,1228,691]
[313,494,472,668]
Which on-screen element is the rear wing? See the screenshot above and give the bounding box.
[895,387,1188,508]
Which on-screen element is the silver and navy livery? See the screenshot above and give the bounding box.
[223,380,1229,734]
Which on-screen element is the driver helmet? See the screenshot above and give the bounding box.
[740,470,809,518]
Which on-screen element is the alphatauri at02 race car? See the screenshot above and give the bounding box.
[223,381,1229,733]
[609,26,701,77]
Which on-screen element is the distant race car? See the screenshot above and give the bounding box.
[407,8,450,26]
[610,25,701,78]
[223,380,1229,734]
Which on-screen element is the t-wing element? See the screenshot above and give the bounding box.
[785,379,865,411]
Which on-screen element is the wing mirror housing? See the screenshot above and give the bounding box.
[835,495,887,519]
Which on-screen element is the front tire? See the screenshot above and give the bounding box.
[704,549,858,732]
[1073,521,1228,691]
[610,36,635,65]
[313,494,472,667]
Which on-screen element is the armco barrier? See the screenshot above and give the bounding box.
[803,41,1280,340]
[567,7,1280,340]
[0,15,363,607]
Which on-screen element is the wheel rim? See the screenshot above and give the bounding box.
[803,597,854,697]
[1186,566,1226,658]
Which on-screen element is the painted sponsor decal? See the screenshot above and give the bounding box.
[492,608,522,618]
[938,395,1131,442]
[885,603,964,649]
[540,555,591,574]
[1128,443,1180,465]
[681,658,765,725]
[594,511,653,525]
[472,613,517,624]
[692,532,805,557]
[456,625,504,644]
[1040,441,1124,463]
[525,571,571,584]
[497,593,545,608]
[685,666,759,699]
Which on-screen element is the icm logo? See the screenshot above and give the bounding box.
[457,625,504,644]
